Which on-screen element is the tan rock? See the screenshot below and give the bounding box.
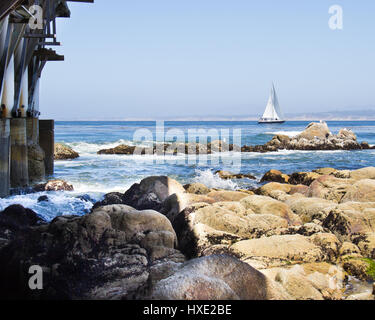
[322,206,375,240]
[307,175,354,202]
[285,197,336,223]
[260,170,290,184]
[184,183,210,195]
[339,242,362,258]
[341,179,375,203]
[310,233,341,262]
[348,167,375,180]
[354,232,375,259]
[343,258,372,281]
[297,122,331,140]
[313,168,337,176]
[230,234,324,268]
[274,265,324,300]
[289,171,321,186]
[54,143,79,160]
[206,190,250,202]
[240,195,301,225]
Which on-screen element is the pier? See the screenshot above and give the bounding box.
[0,0,92,197]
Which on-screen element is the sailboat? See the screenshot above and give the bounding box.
[258,83,285,124]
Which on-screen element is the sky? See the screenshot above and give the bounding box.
[40,0,375,120]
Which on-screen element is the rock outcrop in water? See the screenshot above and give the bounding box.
[54,143,79,160]
[1,167,375,300]
[96,122,374,156]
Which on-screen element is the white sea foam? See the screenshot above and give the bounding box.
[193,169,238,190]
[264,131,301,138]
[0,191,99,221]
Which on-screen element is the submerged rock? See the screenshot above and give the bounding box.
[215,170,256,180]
[54,143,79,160]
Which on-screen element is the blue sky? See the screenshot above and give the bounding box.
[40,0,375,120]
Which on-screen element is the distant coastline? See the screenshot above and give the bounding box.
[51,109,375,122]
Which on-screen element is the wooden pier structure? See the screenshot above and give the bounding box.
[0,0,92,197]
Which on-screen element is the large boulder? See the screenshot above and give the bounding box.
[0,204,184,300]
[297,122,331,140]
[0,205,45,250]
[230,234,325,269]
[240,195,302,225]
[54,143,79,160]
[307,175,354,202]
[173,202,288,258]
[322,204,375,240]
[150,255,291,300]
[341,179,375,203]
[122,176,186,211]
[285,197,336,223]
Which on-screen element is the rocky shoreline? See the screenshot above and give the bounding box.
[96,122,374,156]
[1,166,375,300]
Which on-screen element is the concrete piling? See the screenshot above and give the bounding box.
[26,117,39,144]
[10,118,29,188]
[39,120,54,176]
[0,119,10,197]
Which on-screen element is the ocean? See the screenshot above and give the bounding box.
[1,120,375,221]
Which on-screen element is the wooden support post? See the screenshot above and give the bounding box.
[39,119,54,176]
[10,117,29,188]
[0,118,10,197]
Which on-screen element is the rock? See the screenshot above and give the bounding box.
[285,197,336,223]
[92,192,126,209]
[183,183,210,195]
[202,190,248,203]
[337,128,357,141]
[215,170,256,180]
[289,172,321,186]
[310,233,341,262]
[339,242,362,258]
[297,122,331,140]
[28,143,45,182]
[274,265,324,300]
[230,235,324,269]
[353,232,375,259]
[122,176,186,211]
[34,179,74,192]
[0,204,184,299]
[97,144,136,155]
[37,195,49,203]
[150,255,291,300]
[322,205,375,240]
[240,195,301,225]
[313,168,338,176]
[307,175,354,202]
[0,205,45,250]
[54,143,79,160]
[172,203,288,258]
[260,170,290,184]
[343,258,372,281]
[348,167,375,180]
[257,182,293,197]
[341,179,375,203]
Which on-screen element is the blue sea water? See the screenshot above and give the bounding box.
[1,121,375,221]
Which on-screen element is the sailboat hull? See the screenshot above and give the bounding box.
[258,120,285,124]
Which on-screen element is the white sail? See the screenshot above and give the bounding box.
[259,83,284,123]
